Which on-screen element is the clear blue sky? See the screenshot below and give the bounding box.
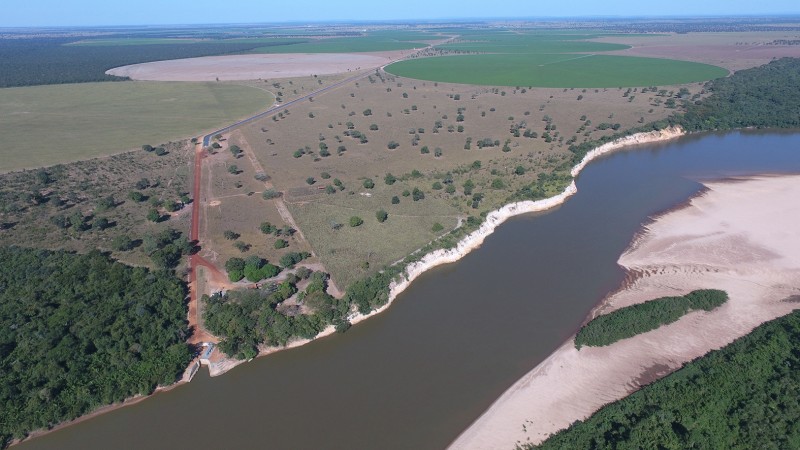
[5,0,800,27]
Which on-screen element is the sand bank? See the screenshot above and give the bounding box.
[206,126,684,376]
[449,174,800,450]
[107,52,404,81]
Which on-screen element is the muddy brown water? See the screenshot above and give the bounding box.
[18,131,800,450]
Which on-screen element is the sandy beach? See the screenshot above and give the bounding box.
[449,174,800,450]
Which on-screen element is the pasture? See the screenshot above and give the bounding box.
[386,54,728,87]
[0,81,273,171]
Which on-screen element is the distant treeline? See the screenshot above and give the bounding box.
[528,307,800,449]
[574,289,728,349]
[0,247,192,448]
[566,57,800,167]
[0,38,296,87]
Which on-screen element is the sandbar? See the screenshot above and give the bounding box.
[450,174,800,449]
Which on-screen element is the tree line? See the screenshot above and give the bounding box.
[0,38,294,87]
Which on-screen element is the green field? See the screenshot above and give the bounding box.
[251,36,427,54]
[0,82,273,171]
[386,54,729,87]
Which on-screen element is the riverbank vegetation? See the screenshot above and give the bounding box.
[574,289,728,349]
[203,270,345,359]
[0,247,192,448]
[529,308,800,449]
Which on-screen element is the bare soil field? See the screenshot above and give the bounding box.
[231,70,691,287]
[599,31,800,71]
[107,50,416,81]
[450,175,800,449]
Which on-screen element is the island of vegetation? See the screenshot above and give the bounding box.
[574,289,728,348]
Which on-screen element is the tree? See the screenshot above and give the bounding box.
[274,239,289,249]
[147,209,160,223]
[111,235,135,251]
[369,124,379,130]
[363,179,375,189]
[432,222,444,232]
[228,165,239,175]
[391,196,400,204]
[263,189,281,200]
[349,216,364,227]
[412,188,425,201]
[93,217,110,230]
[306,177,316,185]
[224,230,240,240]
[432,181,443,190]
[363,109,372,116]
[384,173,397,185]
[129,191,145,202]
[515,165,526,175]
[260,222,277,235]
[229,145,243,157]
[376,210,388,223]
[387,141,399,150]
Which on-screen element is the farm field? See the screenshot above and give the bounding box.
[0,81,273,171]
[250,36,430,54]
[386,54,729,87]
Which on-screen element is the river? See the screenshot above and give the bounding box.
[18,130,800,450]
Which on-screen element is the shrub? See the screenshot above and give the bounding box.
[349,216,364,227]
[391,196,400,204]
[432,222,444,232]
[274,239,289,249]
[376,210,388,223]
[363,179,375,189]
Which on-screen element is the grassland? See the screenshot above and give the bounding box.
[233,68,688,287]
[68,37,306,46]
[386,54,729,87]
[0,81,273,171]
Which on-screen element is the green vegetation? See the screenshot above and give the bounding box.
[0,247,191,446]
[204,270,342,359]
[387,54,727,87]
[679,57,800,131]
[250,35,426,54]
[574,290,728,349]
[0,82,273,171]
[531,308,800,450]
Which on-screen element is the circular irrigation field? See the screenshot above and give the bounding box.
[386,54,729,88]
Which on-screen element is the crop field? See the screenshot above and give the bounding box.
[0,81,273,171]
[251,36,429,54]
[386,54,729,87]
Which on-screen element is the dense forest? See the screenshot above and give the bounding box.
[679,57,800,131]
[0,38,302,87]
[574,289,728,348]
[0,247,192,448]
[529,308,800,449]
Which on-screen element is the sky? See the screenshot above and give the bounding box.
[5,0,800,27]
